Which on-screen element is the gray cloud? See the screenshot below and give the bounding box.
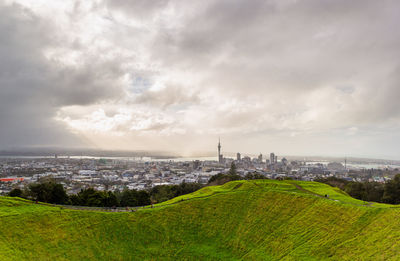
[0,3,124,149]
[145,0,400,120]
[101,0,400,157]
[2,0,400,158]
[104,0,169,20]
[134,85,199,108]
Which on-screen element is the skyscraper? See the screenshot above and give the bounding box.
[218,138,223,163]
[270,153,275,165]
[237,152,241,161]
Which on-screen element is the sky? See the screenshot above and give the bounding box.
[1,0,400,159]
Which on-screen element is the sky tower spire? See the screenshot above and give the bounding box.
[218,137,222,163]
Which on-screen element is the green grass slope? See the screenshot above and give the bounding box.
[1,180,400,260]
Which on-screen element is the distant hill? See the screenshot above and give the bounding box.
[1,180,400,260]
[0,147,179,159]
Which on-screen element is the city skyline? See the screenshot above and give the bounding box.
[1,1,400,160]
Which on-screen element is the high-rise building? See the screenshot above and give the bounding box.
[281,157,288,165]
[270,153,275,165]
[193,160,201,170]
[237,152,241,161]
[258,153,263,163]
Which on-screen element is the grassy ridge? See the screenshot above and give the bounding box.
[1,180,400,260]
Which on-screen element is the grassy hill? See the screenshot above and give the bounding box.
[2,180,400,260]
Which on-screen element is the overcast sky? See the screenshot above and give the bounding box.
[1,0,400,159]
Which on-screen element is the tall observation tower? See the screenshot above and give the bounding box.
[218,138,222,163]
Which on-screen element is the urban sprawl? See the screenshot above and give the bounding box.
[0,141,399,195]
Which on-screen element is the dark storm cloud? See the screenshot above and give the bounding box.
[0,3,124,148]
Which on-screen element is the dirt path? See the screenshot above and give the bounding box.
[292,183,378,208]
[293,184,325,198]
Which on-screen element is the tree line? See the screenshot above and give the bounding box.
[207,162,270,185]
[316,174,400,204]
[7,181,203,208]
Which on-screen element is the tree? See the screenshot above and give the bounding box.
[73,188,103,207]
[50,183,69,204]
[29,183,52,202]
[69,194,81,205]
[345,182,366,201]
[150,185,176,203]
[208,172,241,186]
[228,162,237,175]
[245,172,268,180]
[8,188,22,197]
[315,177,348,191]
[101,191,118,207]
[148,182,202,205]
[28,182,69,204]
[175,182,203,196]
[382,174,400,204]
[137,190,151,206]
[364,182,384,202]
[316,177,385,203]
[120,189,139,207]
